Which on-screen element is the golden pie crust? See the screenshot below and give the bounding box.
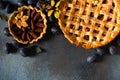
[58,0,120,49]
[8,6,47,44]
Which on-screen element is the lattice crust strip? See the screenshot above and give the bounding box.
[58,0,120,49]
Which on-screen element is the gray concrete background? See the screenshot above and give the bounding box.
[1,2,120,80]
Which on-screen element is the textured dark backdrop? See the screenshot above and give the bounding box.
[1,1,120,80]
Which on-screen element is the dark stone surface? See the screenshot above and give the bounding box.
[1,4,120,80]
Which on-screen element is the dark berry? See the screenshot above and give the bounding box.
[12,40,27,48]
[12,40,19,47]
[51,26,62,35]
[20,46,39,57]
[109,45,117,55]
[3,43,17,54]
[17,1,24,6]
[38,0,46,4]
[43,8,48,14]
[1,0,9,1]
[0,1,7,9]
[36,1,41,8]
[27,0,33,4]
[27,0,36,6]
[87,54,97,63]
[51,26,58,35]
[46,0,50,2]
[3,43,11,54]
[96,48,104,56]
[20,48,29,57]
[17,0,28,6]
[117,38,120,46]
[5,3,15,13]
[22,0,28,5]
[48,16,56,22]
[13,4,19,11]
[46,0,51,4]
[3,27,11,36]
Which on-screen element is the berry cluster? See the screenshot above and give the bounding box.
[3,27,43,57]
[0,0,17,13]
[87,35,120,63]
[4,41,43,57]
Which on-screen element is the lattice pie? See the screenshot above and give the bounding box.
[8,6,47,44]
[58,0,120,49]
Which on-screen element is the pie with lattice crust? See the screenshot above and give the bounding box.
[58,0,120,49]
[8,6,47,44]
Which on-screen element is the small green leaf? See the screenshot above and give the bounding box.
[54,11,59,19]
[35,46,42,53]
[31,45,42,54]
[55,1,60,7]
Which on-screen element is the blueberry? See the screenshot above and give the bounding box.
[36,1,41,8]
[51,26,58,35]
[1,0,9,1]
[46,0,50,2]
[13,4,19,11]
[117,38,120,46]
[51,26,62,35]
[5,3,15,13]
[0,1,7,9]
[96,48,104,56]
[48,16,56,22]
[27,0,33,4]
[3,43,17,54]
[87,54,97,63]
[17,1,24,6]
[27,0,36,6]
[38,0,46,4]
[109,45,117,55]
[3,43,11,54]
[3,27,11,36]
[20,48,29,57]
[17,0,28,6]
[12,40,19,47]
[20,46,39,57]
[43,8,48,13]
[22,0,28,5]
[12,40,27,48]
[46,0,51,4]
